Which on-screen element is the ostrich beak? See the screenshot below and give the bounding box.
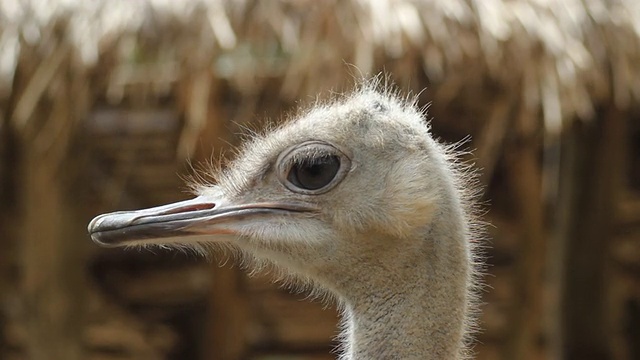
[88,190,315,247]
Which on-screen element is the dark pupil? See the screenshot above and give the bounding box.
[288,155,341,191]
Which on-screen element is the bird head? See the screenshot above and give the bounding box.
[88,87,461,290]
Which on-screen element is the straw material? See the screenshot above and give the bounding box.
[1,0,639,141]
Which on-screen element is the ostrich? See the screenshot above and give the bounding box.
[88,82,484,360]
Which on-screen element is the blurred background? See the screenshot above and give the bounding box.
[1,0,639,359]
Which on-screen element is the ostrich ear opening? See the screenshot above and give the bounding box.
[87,194,318,247]
[379,158,438,238]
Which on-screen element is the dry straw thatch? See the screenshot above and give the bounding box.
[1,0,640,149]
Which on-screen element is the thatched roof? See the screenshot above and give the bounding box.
[1,0,639,149]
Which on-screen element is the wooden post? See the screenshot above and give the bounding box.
[545,130,573,360]
[503,119,546,360]
[0,111,15,354]
[177,73,251,359]
[205,264,249,360]
[560,108,624,359]
[20,150,86,360]
[200,96,250,360]
[13,58,87,360]
[0,61,21,325]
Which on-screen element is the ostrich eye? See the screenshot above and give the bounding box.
[277,141,351,195]
[287,155,340,191]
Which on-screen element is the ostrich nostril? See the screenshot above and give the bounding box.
[163,203,216,215]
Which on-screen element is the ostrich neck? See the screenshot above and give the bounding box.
[338,231,470,360]
[247,201,473,359]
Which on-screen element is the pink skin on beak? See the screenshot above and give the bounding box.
[87,193,316,247]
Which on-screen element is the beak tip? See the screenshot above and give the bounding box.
[87,215,101,234]
[88,214,119,247]
[87,216,99,235]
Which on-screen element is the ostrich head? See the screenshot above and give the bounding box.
[88,83,482,359]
